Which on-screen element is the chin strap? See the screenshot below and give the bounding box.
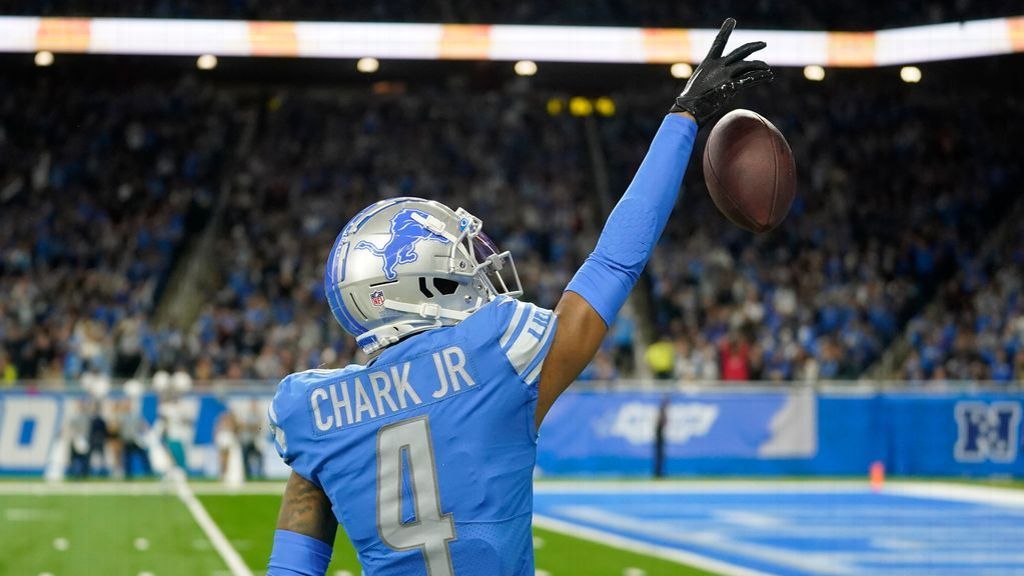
[383,299,473,321]
[355,300,477,355]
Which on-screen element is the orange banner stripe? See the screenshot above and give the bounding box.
[827,32,876,67]
[248,21,298,57]
[439,25,491,60]
[642,28,690,63]
[36,18,91,52]
[1008,17,1024,52]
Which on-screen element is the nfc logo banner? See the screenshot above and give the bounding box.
[954,401,1021,463]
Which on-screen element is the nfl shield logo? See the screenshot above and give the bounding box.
[370,290,385,307]
[954,401,1021,463]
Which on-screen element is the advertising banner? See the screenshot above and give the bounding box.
[0,387,1020,478]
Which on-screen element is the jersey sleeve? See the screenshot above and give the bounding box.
[267,375,297,464]
[268,373,321,486]
[494,298,558,386]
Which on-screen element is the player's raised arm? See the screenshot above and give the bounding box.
[534,18,772,426]
[267,471,338,576]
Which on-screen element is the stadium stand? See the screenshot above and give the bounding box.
[140,85,597,379]
[903,223,1024,382]
[606,73,1024,381]
[1,59,1022,384]
[0,75,240,383]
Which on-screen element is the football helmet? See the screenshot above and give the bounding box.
[325,197,522,355]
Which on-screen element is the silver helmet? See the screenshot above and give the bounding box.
[325,197,522,355]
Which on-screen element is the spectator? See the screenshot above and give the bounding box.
[238,399,265,480]
[117,398,151,479]
[720,334,751,382]
[67,399,92,478]
[215,409,245,486]
[67,399,108,478]
[645,335,675,380]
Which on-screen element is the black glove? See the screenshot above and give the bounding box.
[670,18,773,125]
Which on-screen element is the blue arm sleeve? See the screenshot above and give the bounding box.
[565,113,697,326]
[267,530,334,576]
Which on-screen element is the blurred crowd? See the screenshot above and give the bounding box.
[8,0,1013,30]
[603,75,1023,383]
[1,64,1022,386]
[141,85,596,380]
[903,227,1024,382]
[0,77,239,384]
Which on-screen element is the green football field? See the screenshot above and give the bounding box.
[0,481,716,576]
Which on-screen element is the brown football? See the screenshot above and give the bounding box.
[702,109,796,233]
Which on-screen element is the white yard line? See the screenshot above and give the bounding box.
[533,513,771,576]
[0,481,288,496]
[0,482,171,495]
[884,481,1024,509]
[534,480,873,494]
[173,477,255,576]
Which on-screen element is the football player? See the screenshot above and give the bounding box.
[267,18,771,576]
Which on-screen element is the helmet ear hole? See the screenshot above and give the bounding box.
[433,278,459,295]
[418,277,434,298]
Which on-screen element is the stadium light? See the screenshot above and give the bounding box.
[34,51,54,67]
[569,97,593,117]
[546,98,564,116]
[670,63,693,79]
[357,57,380,73]
[803,65,825,81]
[196,54,218,70]
[514,60,538,76]
[900,66,922,83]
[595,97,615,117]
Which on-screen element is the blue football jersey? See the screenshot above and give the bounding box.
[268,295,557,576]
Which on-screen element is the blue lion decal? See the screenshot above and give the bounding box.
[356,208,450,280]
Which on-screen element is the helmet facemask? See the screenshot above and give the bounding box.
[447,207,523,301]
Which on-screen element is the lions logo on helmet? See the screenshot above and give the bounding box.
[355,209,450,280]
[325,197,523,355]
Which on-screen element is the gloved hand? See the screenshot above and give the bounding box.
[670,18,773,125]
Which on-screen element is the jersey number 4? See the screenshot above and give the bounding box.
[376,416,456,576]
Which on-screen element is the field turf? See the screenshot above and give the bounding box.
[6,478,1021,576]
[0,484,715,576]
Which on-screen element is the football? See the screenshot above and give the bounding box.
[702,109,796,233]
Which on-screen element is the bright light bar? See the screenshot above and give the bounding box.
[0,16,1020,67]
